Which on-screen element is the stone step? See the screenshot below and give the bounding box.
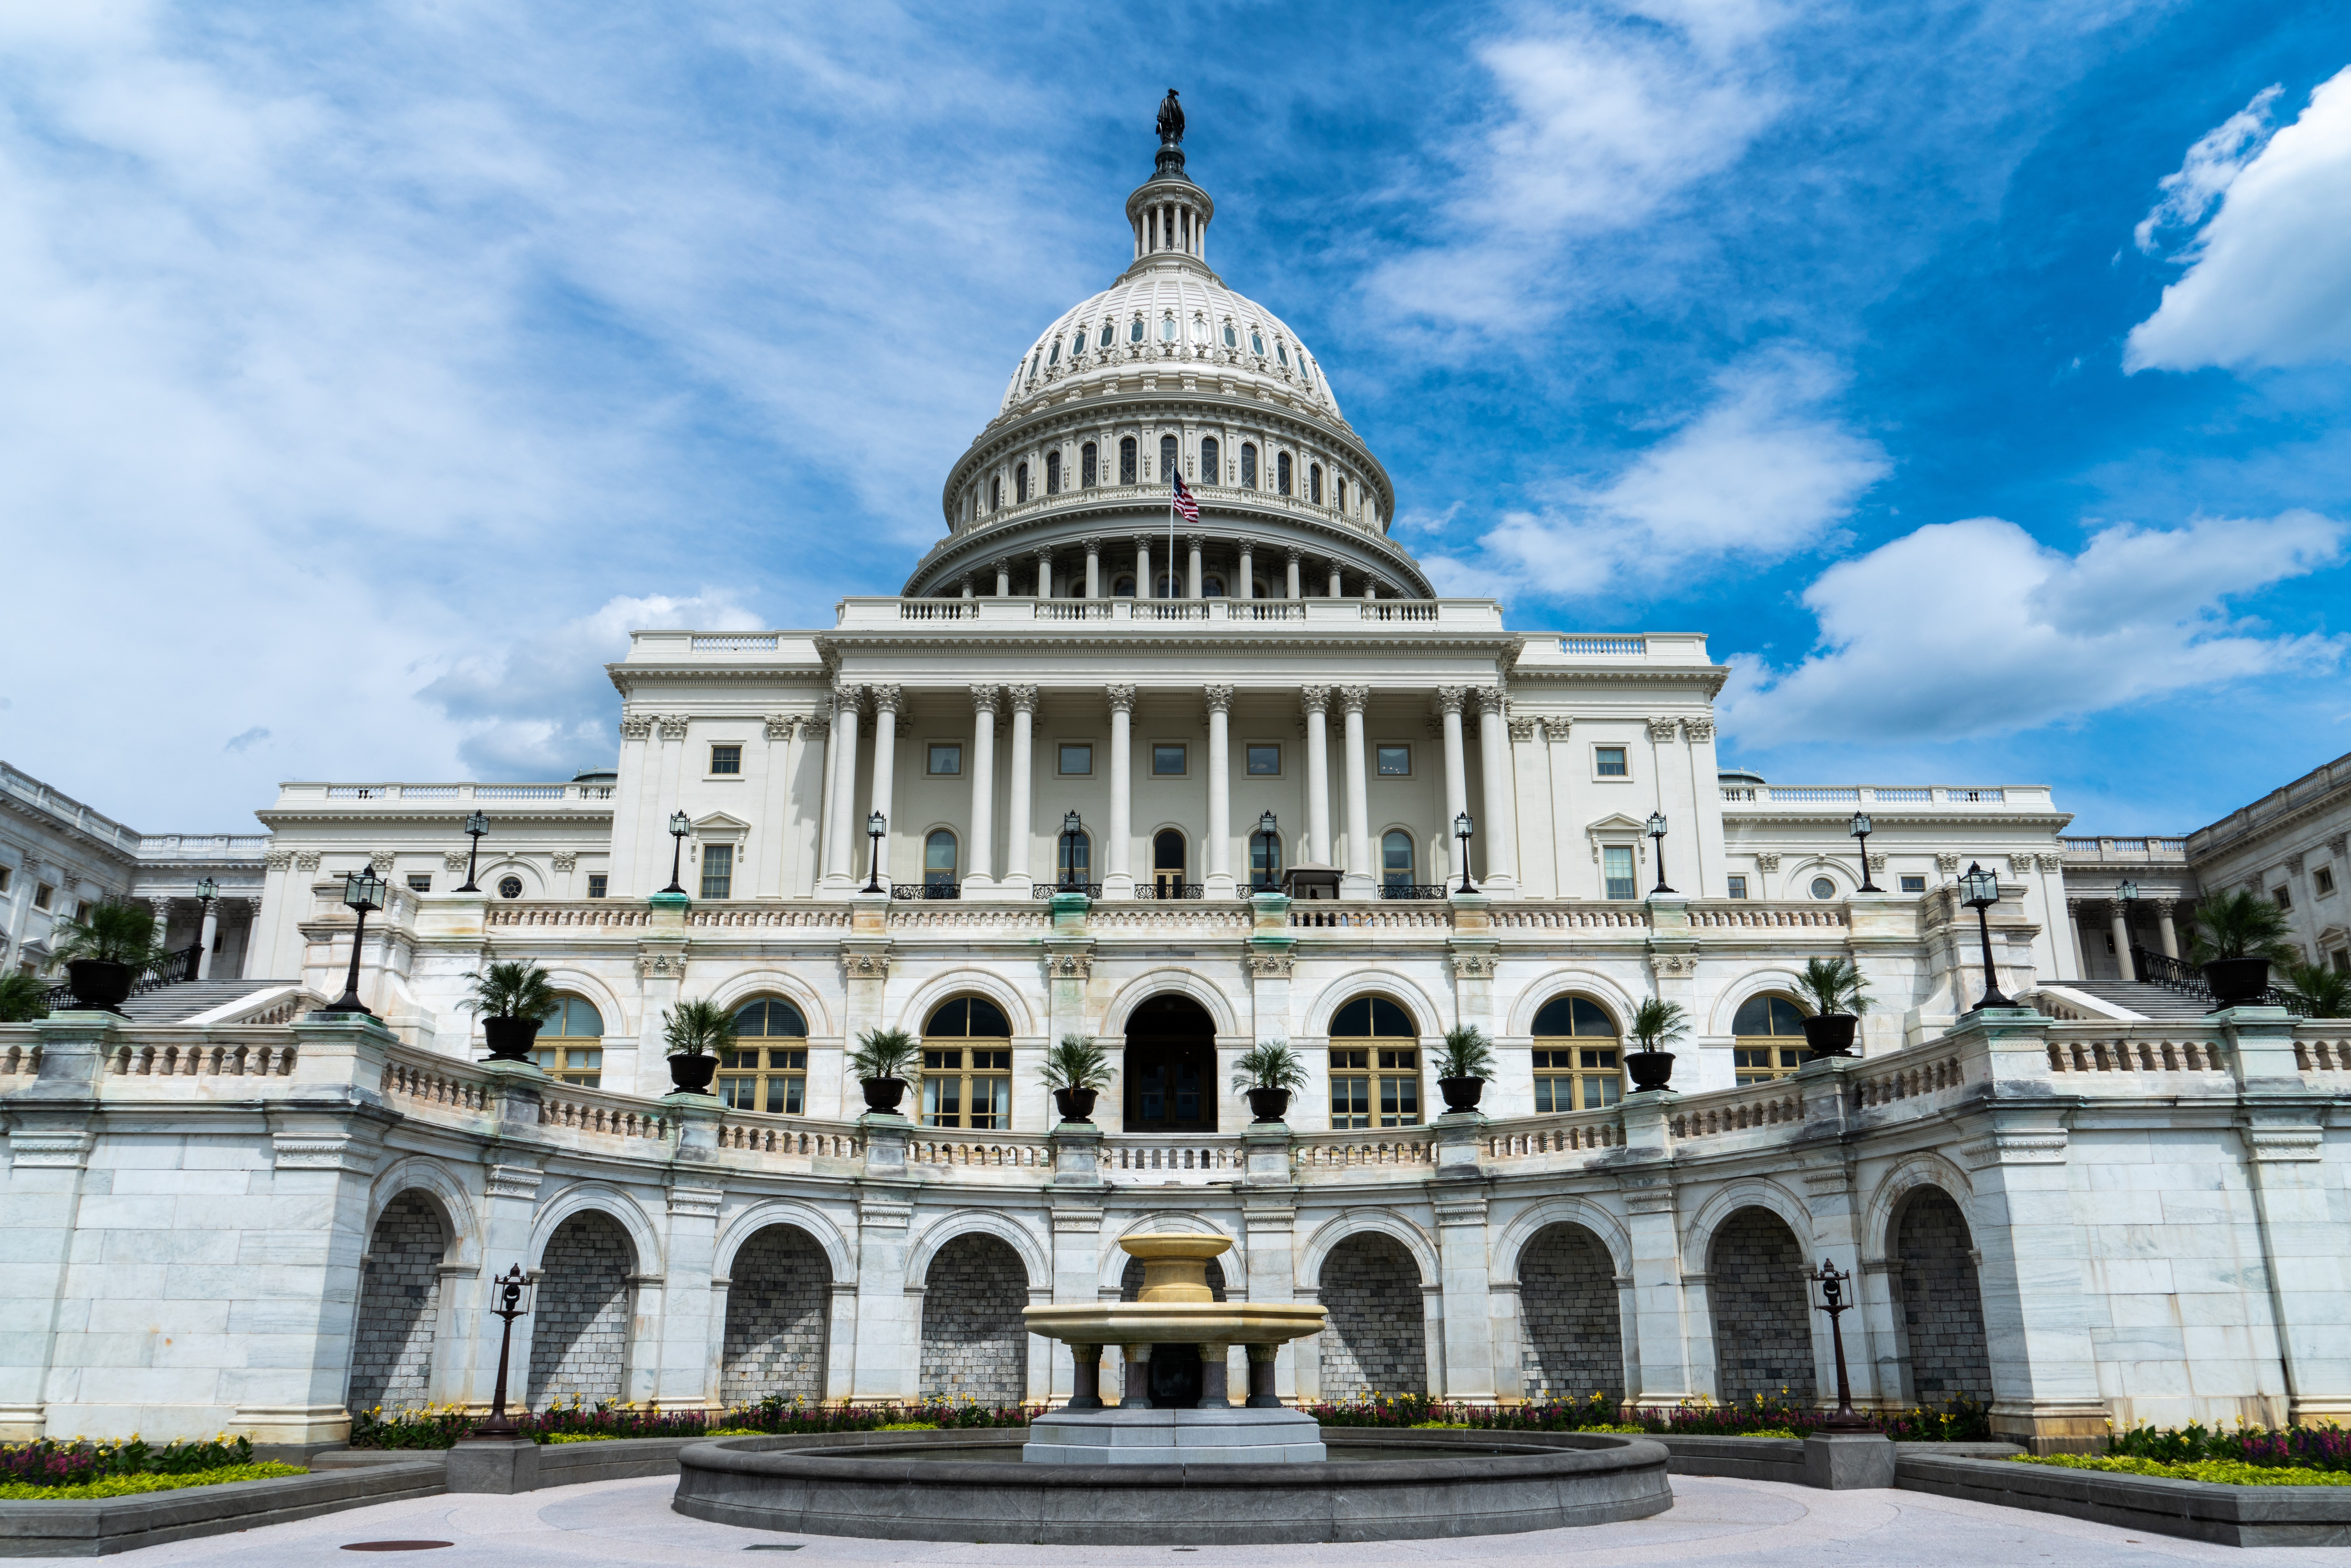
[118,979,297,1023]
[2062,980,2212,1020]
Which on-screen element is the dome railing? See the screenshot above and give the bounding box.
[832,597,1508,632]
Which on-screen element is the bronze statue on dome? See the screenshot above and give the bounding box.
[1157,88,1184,146]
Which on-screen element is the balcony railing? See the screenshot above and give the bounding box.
[1135,882,1205,901]
[2060,836,2189,859]
[891,882,964,901]
[2131,945,2310,1016]
[821,597,1510,633]
[1378,883,1450,901]
[1720,784,2036,808]
[1031,882,1104,899]
[287,781,617,805]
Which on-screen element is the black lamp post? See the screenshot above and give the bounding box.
[661,811,691,894]
[863,811,887,894]
[1252,811,1280,892]
[1059,810,1086,891]
[2119,879,2139,981]
[191,877,217,981]
[1454,811,1476,894]
[1805,1258,1872,1430]
[471,1263,535,1440]
[1959,860,2014,1010]
[1849,810,1880,892]
[457,810,490,892]
[322,868,385,1016]
[1646,811,1676,895]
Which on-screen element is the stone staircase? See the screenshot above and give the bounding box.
[119,979,296,1024]
[2062,979,2212,1020]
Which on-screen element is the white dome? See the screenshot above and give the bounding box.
[997,253,1346,424]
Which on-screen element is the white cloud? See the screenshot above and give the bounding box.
[1721,512,2347,745]
[1440,348,1886,596]
[2125,68,2351,372]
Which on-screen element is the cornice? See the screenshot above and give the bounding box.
[256,807,613,828]
[0,792,142,869]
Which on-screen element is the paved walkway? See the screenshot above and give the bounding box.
[56,1474,2351,1567]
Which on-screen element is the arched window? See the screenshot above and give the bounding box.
[1203,573,1226,597]
[1081,441,1098,488]
[1251,826,1283,890]
[1329,995,1419,1129]
[1014,462,1029,504]
[1152,828,1188,897]
[534,996,604,1086]
[1111,574,1136,597]
[1047,339,1061,367]
[1156,571,1183,597]
[1099,321,1115,350]
[1277,452,1293,495]
[989,476,1001,511]
[1381,829,1415,893]
[1310,463,1324,504]
[1337,477,1347,512]
[1044,450,1061,494]
[1223,322,1237,348]
[1026,351,1040,384]
[1119,437,1137,484]
[1160,434,1179,482]
[921,996,1013,1129]
[1732,994,1810,1084]
[1250,329,1265,356]
[1277,341,1290,367]
[1200,436,1220,484]
[923,829,958,890]
[1189,316,1208,343]
[1300,358,1314,388]
[1129,317,1145,343]
[1531,996,1620,1112]
[1241,443,1258,488]
[1072,329,1087,358]
[1160,316,1177,343]
[1058,828,1092,886]
[723,999,808,1114]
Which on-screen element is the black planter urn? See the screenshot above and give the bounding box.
[2203,957,2273,1009]
[1800,1014,1859,1057]
[861,1075,909,1114]
[668,1052,719,1094]
[1245,1087,1292,1124]
[1052,1086,1099,1124]
[482,1016,543,1062]
[64,960,133,1013]
[1436,1075,1485,1113]
[1623,1049,1676,1093]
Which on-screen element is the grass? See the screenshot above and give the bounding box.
[0,1463,306,1500]
[2017,1453,2351,1487]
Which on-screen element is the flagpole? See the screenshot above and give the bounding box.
[1168,473,1176,601]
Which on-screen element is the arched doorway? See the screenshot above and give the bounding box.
[1123,993,1216,1133]
[1152,829,1189,897]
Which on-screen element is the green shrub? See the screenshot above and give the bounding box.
[2019,1453,2351,1486]
[0,1463,304,1499]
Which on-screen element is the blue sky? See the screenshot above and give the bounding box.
[2,0,2346,835]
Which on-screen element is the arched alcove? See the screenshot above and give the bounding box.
[528,1211,635,1409]
[1123,993,1217,1133]
[347,1191,448,1416]
[918,1233,1028,1402]
[720,1225,832,1405]
[1706,1206,1815,1409]
[1518,1222,1623,1400]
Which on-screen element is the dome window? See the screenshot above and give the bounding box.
[1159,434,1178,480]
[1200,436,1220,484]
[1277,452,1292,496]
[1119,437,1137,485]
[1223,322,1237,348]
[1310,463,1323,505]
[989,477,1002,511]
[1045,451,1061,495]
[1250,330,1265,356]
[1129,317,1145,343]
[1047,340,1061,367]
[1299,358,1314,388]
[1081,441,1099,488]
[1160,316,1177,343]
[1015,462,1029,503]
[1276,341,1290,367]
[1336,477,1347,512]
[1100,322,1115,350]
[1241,443,1258,489]
[1190,317,1208,344]
[1073,330,1088,358]
[1027,351,1041,383]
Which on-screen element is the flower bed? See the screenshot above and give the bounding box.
[349,1396,1038,1450]
[2105,1419,2351,1475]
[0,1436,304,1498]
[0,1463,307,1500]
[1305,1392,1988,1440]
[2018,1453,2351,1487]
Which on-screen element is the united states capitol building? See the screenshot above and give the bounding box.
[4,106,2348,1461]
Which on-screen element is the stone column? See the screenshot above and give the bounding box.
[995,561,1012,597]
[1036,547,1054,600]
[1187,534,1204,599]
[1238,542,1255,599]
[148,896,171,955]
[1476,689,1519,889]
[611,713,653,898]
[825,688,862,889]
[655,1184,723,1407]
[1437,688,1469,885]
[1106,685,1136,894]
[1134,536,1152,601]
[655,717,690,885]
[959,578,974,599]
[2063,896,2089,980]
[196,898,220,979]
[866,686,900,888]
[1339,686,1372,896]
[1005,686,1037,891]
[1301,686,1333,866]
[2108,901,2134,979]
[967,686,999,888]
[1327,562,1343,598]
[2155,898,2179,960]
[757,715,798,898]
[1205,685,1234,898]
[1285,547,1302,601]
[1616,1098,1700,1402]
[1083,539,1101,599]
[1432,1193,1497,1400]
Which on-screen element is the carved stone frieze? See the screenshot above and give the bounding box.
[620,714,655,741]
[842,950,890,980]
[1649,953,1698,978]
[1247,952,1295,978]
[551,851,578,873]
[1048,951,1094,979]
[1449,952,1497,978]
[1936,852,1962,873]
[637,952,687,979]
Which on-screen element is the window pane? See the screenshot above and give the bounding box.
[1059,744,1092,775]
[700,844,733,900]
[928,744,961,775]
[1604,845,1635,900]
[1246,744,1280,775]
[1152,744,1186,775]
[1376,745,1410,776]
[710,745,741,775]
[1596,747,1627,776]
[1726,875,1748,899]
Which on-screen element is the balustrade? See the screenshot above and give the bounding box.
[907,1135,1053,1169]
[538,1092,672,1140]
[1849,1053,1966,1109]
[2296,1035,2351,1072]
[1669,1084,1803,1140]
[2044,1029,2228,1075]
[1292,1132,1433,1170]
[1288,904,1448,930]
[385,1059,496,1112]
[488,905,650,929]
[1099,1139,1243,1176]
[1483,1114,1622,1160]
[716,1119,862,1159]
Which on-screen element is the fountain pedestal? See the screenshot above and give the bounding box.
[1025,1405,1326,1465]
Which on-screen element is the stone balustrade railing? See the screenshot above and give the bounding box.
[1099,1138,1244,1177]
[537,1089,674,1141]
[2296,1034,2351,1072]
[907,1133,1053,1169]
[715,1117,862,1159]
[0,1043,40,1078]
[1685,905,1850,930]
[109,1037,298,1079]
[1487,907,1649,931]
[1668,1080,1805,1140]
[1848,1050,1967,1110]
[1287,904,1449,930]
[2043,1025,2231,1078]
[1482,1112,1624,1160]
[1292,1130,1434,1171]
[487,904,651,929]
[386,1057,496,1113]
[689,907,850,930]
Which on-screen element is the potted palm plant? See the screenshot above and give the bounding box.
[850,1027,919,1114]
[662,998,734,1094]
[466,962,557,1062]
[2283,960,2351,1021]
[0,971,50,1024]
[2187,890,2294,1008]
[1795,956,1871,1057]
[53,899,165,1013]
[1039,1034,1113,1123]
[1434,1025,1495,1113]
[1231,1041,1307,1123]
[1624,998,1687,1092]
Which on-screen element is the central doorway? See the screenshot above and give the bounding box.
[1123,993,1217,1133]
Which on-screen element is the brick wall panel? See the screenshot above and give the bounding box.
[528,1212,634,1409]
[1895,1187,1993,1402]
[1518,1222,1623,1399]
[1315,1233,1426,1399]
[721,1225,831,1406]
[1707,1206,1815,1409]
[347,1192,444,1416]
[918,1234,1028,1403]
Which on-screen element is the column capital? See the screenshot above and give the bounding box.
[764,713,797,741]
[1681,717,1715,742]
[1435,686,1469,715]
[1106,684,1137,714]
[2153,897,2178,916]
[1204,685,1235,714]
[1186,533,1206,551]
[658,713,690,740]
[1082,537,1103,554]
[1285,546,1304,564]
[803,717,830,741]
[832,682,864,713]
[1337,685,1370,714]
[620,713,655,741]
[1300,684,1332,714]
[868,684,903,713]
[1036,543,1054,559]
[971,684,1001,715]
[1644,715,1678,741]
[1007,684,1040,714]
[1475,688,1508,717]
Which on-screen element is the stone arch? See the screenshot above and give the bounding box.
[1517,1222,1625,1401]
[1299,973,1448,1040]
[897,968,1040,1040]
[1314,1231,1427,1399]
[1297,1211,1440,1290]
[1098,969,1241,1037]
[475,858,547,899]
[532,969,632,1044]
[918,1233,1029,1402]
[527,1184,663,1279]
[1680,1178,1814,1274]
[720,1224,833,1406]
[701,971,837,1039]
[1889,1185,1993,1406]
[1706,1205,1816,1410]
[1503,971,1643,1039]
[1864,1155,1980,1259]
[1492,1197,1630,1284]
[1101,1213,1244,1294]
[1786,856,1852,902]
[905,1209,1049,1289]
[365,1159,478,1267]
[1707,970,1814,1038]
[715,1200,854,1283]
[528,1209,637,1409]
[347,1190,450,1416]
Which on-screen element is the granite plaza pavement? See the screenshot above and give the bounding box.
[34,1474,2351,1567]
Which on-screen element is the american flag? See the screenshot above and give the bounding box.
[1171,471,1200,522]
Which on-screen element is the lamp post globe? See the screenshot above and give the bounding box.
[1453,811,1476,895]
[1645,811,1676,895]
[1849,810,1880,892]
[863,811,887,894]
[1959,860,2014,1010]
[323,868,385,1016]
[661,811,692,895]
[458,810,490,892]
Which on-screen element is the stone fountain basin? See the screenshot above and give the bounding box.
[1021,1301,1328,1344]
[671,1428,1675,1545]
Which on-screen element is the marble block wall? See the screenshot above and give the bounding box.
[917,1234,1027,1402]
[1518,1222,1624,1401]
[1315,1233,1427,1399]
[1708,1207,1815,1409]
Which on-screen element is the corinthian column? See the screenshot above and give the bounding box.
[1437,688,1470,886]
[1005,686,1038,891]
[1301,686,1332,865]
[968,686,999,889]
[824,687,862,889]
[1106,686,1137,895]
[1339,686,1372,897]
[1205,685,1234,897]
[866,685,900,889]
[1476,688,1519,889]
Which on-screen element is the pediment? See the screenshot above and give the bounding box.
[692,811,753,836]
[1584,813,1650,836]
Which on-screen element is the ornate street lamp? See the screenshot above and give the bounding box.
[457,810,490,892]
[1646,811,1675,895]
[662,811,691,895]
[1849,810,1880,893]
[1959,860,2014,1010]
[863,811,887,894]
[2119,879,2139,981]
[1454,811,1476,894]
[1059,810,1086,892]
[1252,811,1280,892]
[191,877,218,982]
[470,1263,536,1440]
[322,868,385,1016]
[1804,1258,1873,1430]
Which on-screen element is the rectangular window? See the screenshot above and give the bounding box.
[2275,885,2292,910]
[1733,1045,1802,1085]
[530,1047,602,1087]
[2318,866,2337,896]
[1726,874,1748,900]
[1152,743,1187,776]
[1059,744,1093,776]
[1328,1047,1421,1128]
[709,744,742,776]
[921,1047,1012,1129]
[928,743,963,776]
[1595,746,1628,778]
[1603,845,1636,900]
[34,884,54,910]
[406,874,432,893]
[1900,874,1927,893]
[586,873,609,899]
[0,867,11,893]
[1532,1047,1622,1112]
[1376,744,1411,777]
[718,1046,807,1115]
[700,844,734,899]
[1246,743,1281,776]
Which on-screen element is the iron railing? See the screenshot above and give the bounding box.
[1031,882,1103,899]
[1135,882,1204,901]
[39,943,203,1012]
[890,882,963,901]
[2130,945,2310,1017]
[1379,884,1450,901]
